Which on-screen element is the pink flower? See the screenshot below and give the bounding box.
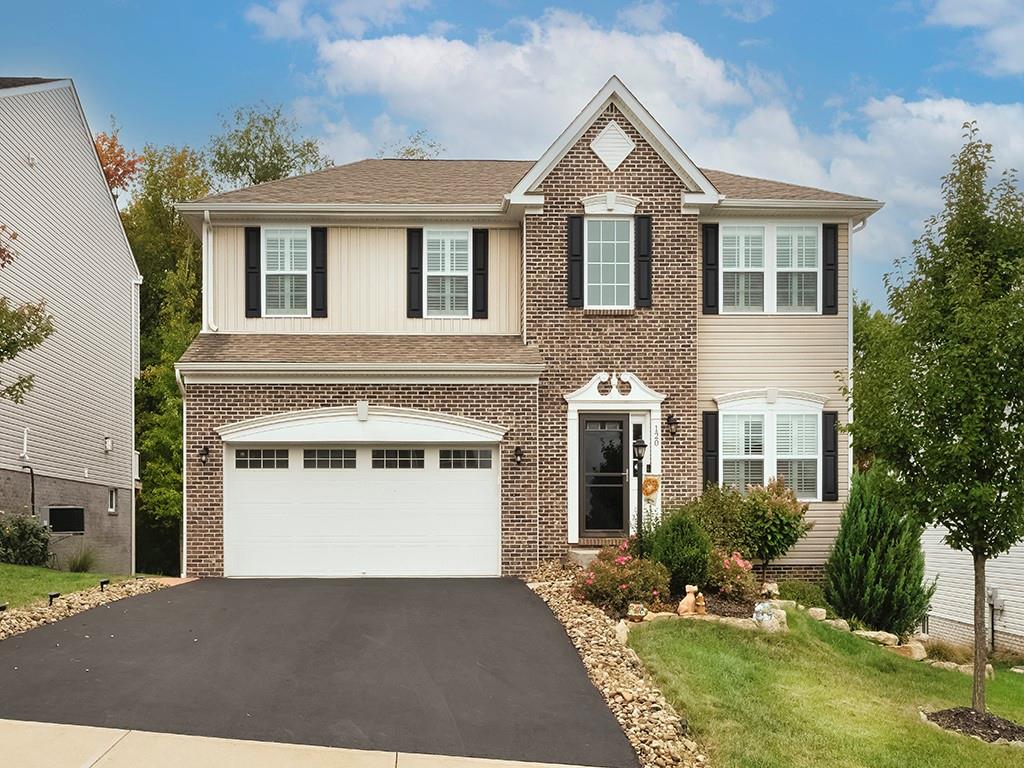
[619,583,629,590]
[652,590,659,597]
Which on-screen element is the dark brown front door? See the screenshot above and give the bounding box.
[579,413,629,537]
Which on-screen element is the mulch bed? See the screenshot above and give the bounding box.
[704,593,756,619]
[925,707,1024,744]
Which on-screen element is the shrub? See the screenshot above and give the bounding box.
[778,579,829,611]
[706,549,758,600]
[824,468,935,639]
[573,544,670,617]
[641,509,712,597]
[0,512,50,566]
[738,478,813,580]
[689,484,747,552]
[66,545,97,573]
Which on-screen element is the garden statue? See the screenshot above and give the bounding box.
[695,593,707,615]
[761,582,780,599]
[677,584,699,615]
[626,602,647,622]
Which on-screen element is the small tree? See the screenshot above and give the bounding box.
[377,129,444,160]
[825,468,935,638]
[851,124,1024,712]
[738,478,813,581]
[208,103,331,188]
[94,117,142,198]
[0,225,55,403]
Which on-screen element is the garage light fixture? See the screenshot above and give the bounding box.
[198,446,210,465]
[48,592,60,606]
[514,446,525,465]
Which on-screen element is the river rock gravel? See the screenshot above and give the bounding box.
[528,562,708,768]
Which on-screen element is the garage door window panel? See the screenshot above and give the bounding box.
[236,448,289,469]
[372,448,425,469]
[440,448,493,469]
[303,448,356,469]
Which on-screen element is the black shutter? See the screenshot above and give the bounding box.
[822,410,839,501]
[635,215,652,308]
[406,228,423,318]
[472,228,488,319]
[567,215,584,307]
[702,411,719,487]
[702,223,719,314]
[311,227,327,318]
[244,226,261,318]
[822,224,838,315]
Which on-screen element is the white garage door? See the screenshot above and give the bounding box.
[223,444,500,577]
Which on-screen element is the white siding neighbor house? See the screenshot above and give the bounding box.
[923,529,1024,654]
[0,77,140,573]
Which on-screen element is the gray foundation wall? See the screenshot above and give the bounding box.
[0,468,132,574]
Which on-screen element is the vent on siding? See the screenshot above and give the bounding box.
[590,120,636,172]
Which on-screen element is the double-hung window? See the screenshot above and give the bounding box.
[776,414,820,499]
[263,228,310,316]
[721,414,765,491]
[776,225,819,312]
[425,229,471,317]
[584,218,632,309]
[721,226,765,312]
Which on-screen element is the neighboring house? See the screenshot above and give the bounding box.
[923,532,1024,653]
[175,76,882,579]
[0,78,141,573]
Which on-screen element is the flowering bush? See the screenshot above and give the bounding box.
[573,543,670,617]
[706,549,759,600]
[738,477,813,580]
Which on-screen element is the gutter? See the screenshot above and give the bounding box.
[175,361,546,375]
[175,201,508,215]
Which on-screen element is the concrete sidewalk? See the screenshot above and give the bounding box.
[1,718,605,768]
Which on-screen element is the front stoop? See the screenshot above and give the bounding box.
[567,538,627,569]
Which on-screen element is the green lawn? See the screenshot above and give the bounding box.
[0,563,126,609]
[630,609,1024,768]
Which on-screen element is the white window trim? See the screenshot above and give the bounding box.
[717,221,823,315]
[262,226,312,318]
[583,216,634,310]
[716,390,825,502]
[423,226,473,319]
[107,488,117,514]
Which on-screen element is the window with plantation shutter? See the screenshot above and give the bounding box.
[263,228,310,316]
[776,413,819,499]
[721,225,764,312]
[776,225,819,312]
[424,228,471,317]
[721,414,765,492]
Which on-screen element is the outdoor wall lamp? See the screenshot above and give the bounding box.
[104,437,114,453]
[514,446,525,465]
[665,414,679,437]
[198,446,210,465]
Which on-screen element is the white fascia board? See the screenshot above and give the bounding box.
[175,202,506,215]
[510,75,719,200]
[714,198,885,219]
[176,361,544,385]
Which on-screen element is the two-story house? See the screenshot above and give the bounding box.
[0,78,140,573]
[175,77,882,579]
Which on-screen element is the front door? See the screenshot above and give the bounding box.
[579,413,629,537]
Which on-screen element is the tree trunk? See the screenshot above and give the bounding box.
[972,550,987,713]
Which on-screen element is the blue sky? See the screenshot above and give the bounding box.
[4,1,1024,307]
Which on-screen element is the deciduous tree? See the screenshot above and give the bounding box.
[851,124,1024,712]
[94,118,142,198]
[377,128,444,160]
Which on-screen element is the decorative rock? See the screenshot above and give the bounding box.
[677,585,698,616]
[913,632,930,644]
[823,618,851,631]
[956,663,995,680]
[929,660,959,672]
[769,599,797,611]
[807,607,827,621]
[853,629,900,647]
[887,640,927,661]
[753,601,786,633]
[642,611,676,622]
[719,617,758,631]
[627,602,648,622]
[1011,666,1024,675]
[615,620,630,645]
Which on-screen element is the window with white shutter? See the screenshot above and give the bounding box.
[721,225,765,312]
[424,229,471,318]
[721,414,765,492]
[776,413,819,499]
[263,228,310,316]
[776,225,819,312]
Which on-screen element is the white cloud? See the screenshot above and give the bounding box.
[246,0,428,40]
[246,0,310,39]
[926,0,1024,75]
[704,0,774,23]
[246,6,1024,307]
[615,1,671,33]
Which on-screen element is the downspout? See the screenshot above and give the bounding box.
[203,210,218,332]
[21,465,35,516]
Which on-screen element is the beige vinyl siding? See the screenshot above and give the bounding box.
[923,528,1024,646]
[698,222,850,565]
[211,226,522,334]
[0,83,138,491]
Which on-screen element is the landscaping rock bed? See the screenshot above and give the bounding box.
[529,562,708,768]
[924,707,1024,746]
[0,578,164,641]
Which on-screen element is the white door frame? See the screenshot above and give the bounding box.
[565,372,666,543]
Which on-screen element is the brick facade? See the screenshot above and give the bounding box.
[526,103,702,561]
[184,383,538,577]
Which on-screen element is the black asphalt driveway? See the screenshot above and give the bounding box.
[0,578,637,767]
